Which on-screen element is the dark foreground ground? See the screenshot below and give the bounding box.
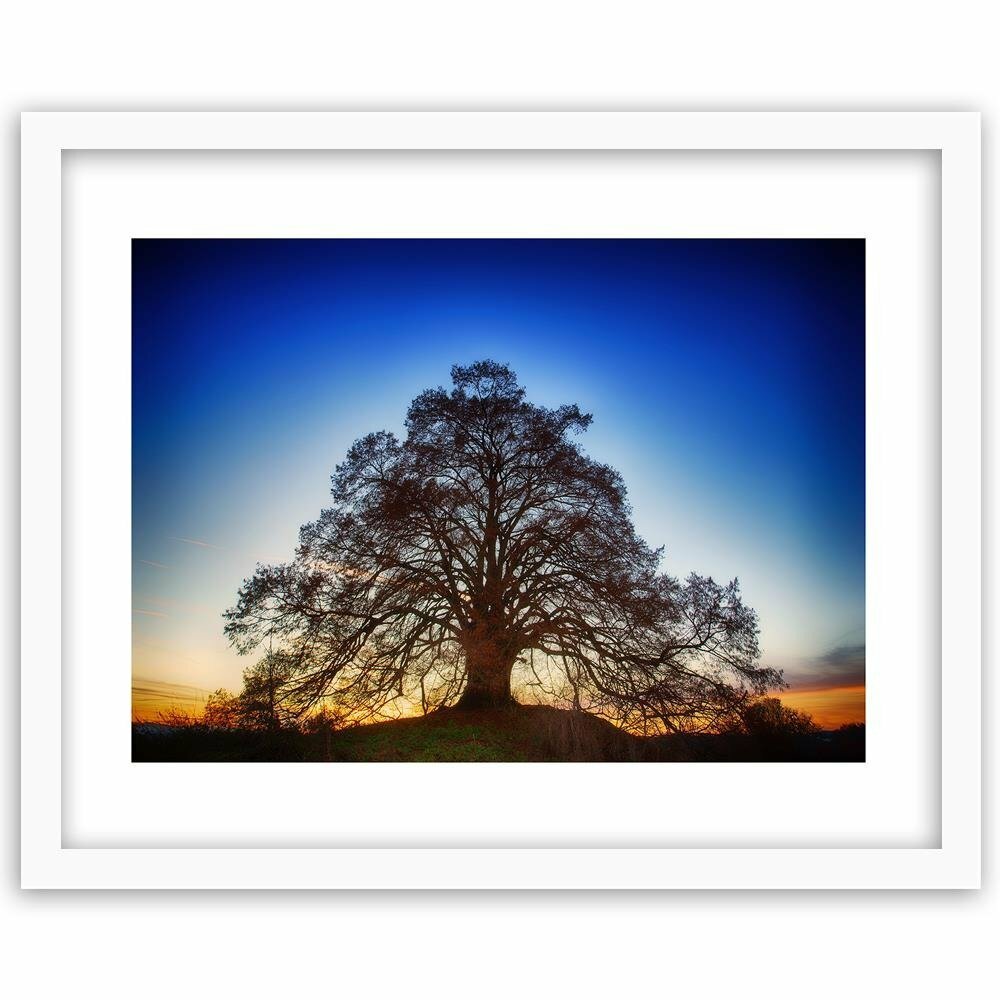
[132,704,865,763]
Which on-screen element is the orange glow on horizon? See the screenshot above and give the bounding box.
[780,684,865,729]
[133,679,867,731]
[132,678,214,723]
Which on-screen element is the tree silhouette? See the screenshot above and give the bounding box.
[224,361,780,731]
[200,652,312,731]
[236,650,306,731]
[738,697,819,739]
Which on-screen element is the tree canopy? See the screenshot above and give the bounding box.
[224,360,780,733]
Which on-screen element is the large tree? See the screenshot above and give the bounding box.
[224,361,780,732]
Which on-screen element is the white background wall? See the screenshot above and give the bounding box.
[2,3,995,997]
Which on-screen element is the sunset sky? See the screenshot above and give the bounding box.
[132,238,865,727]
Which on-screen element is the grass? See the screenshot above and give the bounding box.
[310,704,655,762]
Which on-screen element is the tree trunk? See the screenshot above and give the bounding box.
[456,634,516,710]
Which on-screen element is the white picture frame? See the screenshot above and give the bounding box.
[21,111,981,889]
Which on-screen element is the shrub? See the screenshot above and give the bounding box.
[739,697,820,739]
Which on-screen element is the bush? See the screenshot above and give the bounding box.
[202,688,240,729]
[300,706,344,734]
[740,697,820,739]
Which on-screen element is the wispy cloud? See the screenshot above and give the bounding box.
[132,677,212,698]
[169,536,222,550]
[139,559,170,569]
[784,643,866,690]
[131,677,214,711]
[133,608,168,618]
[134,594,217,615]
[133,674,212,691]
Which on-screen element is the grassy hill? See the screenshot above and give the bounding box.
[309,704,657,762]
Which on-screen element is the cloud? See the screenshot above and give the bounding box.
[139,559,170,569]
[133,608,168,618]
[131,677,213,708]
[134,594,217,615]
[784,643,866,690]
[169,536,222,550]
[132,676,212,695]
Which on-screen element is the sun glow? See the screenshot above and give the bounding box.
[780,684,866,729]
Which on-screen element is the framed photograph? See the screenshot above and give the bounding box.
[21,111,980,888]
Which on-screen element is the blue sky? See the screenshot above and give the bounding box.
[132,238,865,715]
